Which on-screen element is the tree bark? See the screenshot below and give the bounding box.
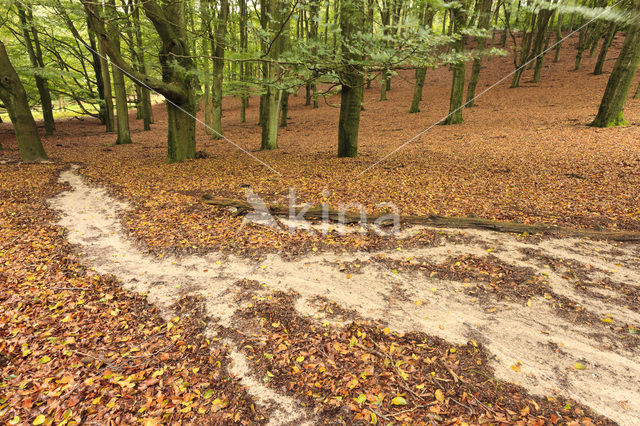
[466,0,493,107]
[337,0,365,158]
[211,0,229,139]
[531,7,554,83]
[0,40,48,162]
[259,0,284,149]
[97,33,115,133]
[554,13,564,62]
[593,21,617,75]
[106,0,132,145]
[409,68,427,113]
[17,4,55,136]
[444,0,469,125]
[239,0,249,122]
[131,0,153,129]
[592,0,640,127]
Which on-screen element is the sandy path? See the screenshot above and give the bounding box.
[50,166,640,424]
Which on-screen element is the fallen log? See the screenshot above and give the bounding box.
[201,195,640,242]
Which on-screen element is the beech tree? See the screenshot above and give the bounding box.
[83,0,198,162]
[592,0,640,127]
[0,39,48,162]
[337,0,365,157]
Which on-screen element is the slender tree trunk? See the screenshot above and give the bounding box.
[592,0,640,127]
[554,13,564,62]
[201,0,213,133]
[532,8,554,83]
[18,5,55,135]
[594,21,617,75]
[280,92,289,127]
[409,68,427,113]
[97,38,115,132]
[239,0,249,122]
[260,0,282,150]
[211,0,229,138]
[0,40,48,162]
[132,0,152,129]
[106,0,132,145]
[511,12,535,88]
[466,0,493,106]
[444,1,469,124]
[634,79,640,98]
[337,0,364,157]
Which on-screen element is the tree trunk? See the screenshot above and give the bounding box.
[107,0,132,145]
[337,0,365,157]
[532,8,554,83]
[409,68,427,113]
[280,92,289,127]
[260,0,283,149]
[554,14,564,62]
[261,89,281,149]
[466,0,492,107]
[132,0,152,129]
[239,0,249,123]
[511,12,535,88]
[0,40,48,162]
[167,100,197,161]
[18,4,55,135]
[444,1,469,125]
[594,21,617,75]
[84,0,199,162]
[338,77,364,157]
[201,0,213,134]
[97,36,114,132]
[634,79,640,98]
[211,0,229,139]
[592,0,640,127]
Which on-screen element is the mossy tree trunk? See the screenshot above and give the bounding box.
[592,0,640,127]
[337,0,365,157]
[0,40,48,162]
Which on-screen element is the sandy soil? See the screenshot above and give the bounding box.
[50,166,640,424]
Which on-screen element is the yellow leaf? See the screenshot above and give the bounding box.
[33,415,46,425]
[391,396,407,406]
[601,317,613,323]
[574,362,586,370]
[435,389,445,403]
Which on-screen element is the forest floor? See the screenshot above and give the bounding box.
[1,35,640,424]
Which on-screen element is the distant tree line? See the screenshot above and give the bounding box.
[1,0,639,163]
